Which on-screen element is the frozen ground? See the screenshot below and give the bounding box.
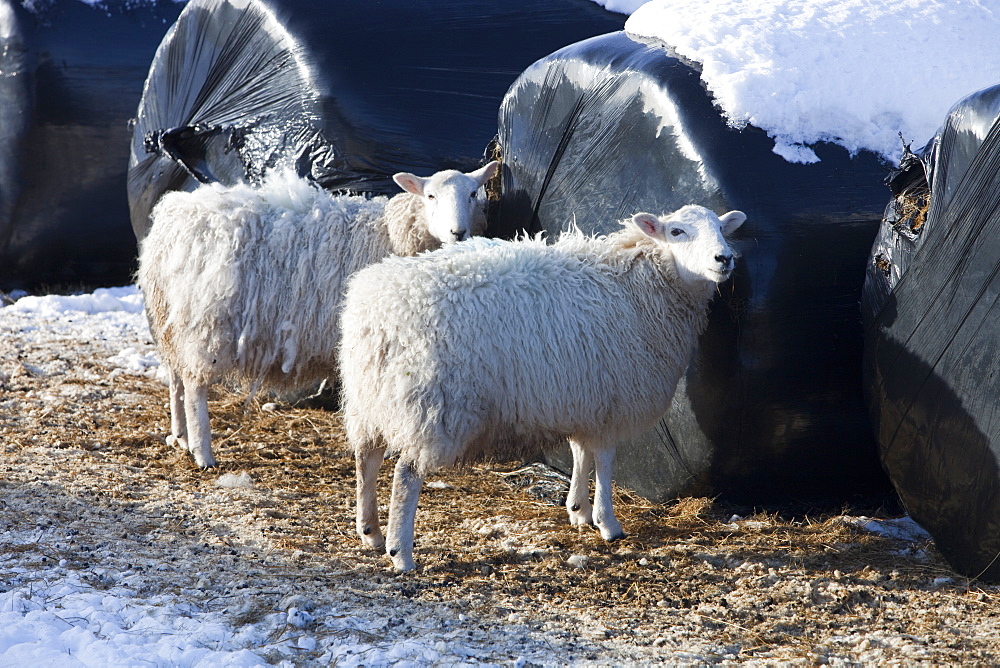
[3,286,1000,666]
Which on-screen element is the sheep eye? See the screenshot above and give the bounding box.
[670,228,684,237]
[470,191,477,198]
[427,194,435,200]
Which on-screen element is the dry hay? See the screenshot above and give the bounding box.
[484,138,504,203]
[4,357,1000,663]
[892,182,931,234]
[873,254,892,277]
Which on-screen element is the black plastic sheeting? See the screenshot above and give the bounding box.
[127,0,624,241]
[497,32,894,503]
[863,84,1000,580]
[0,0,183,291]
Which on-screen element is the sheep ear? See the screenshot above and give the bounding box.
[719,210,746,235]
[632,213,663,239]
[468,160,499,187]
[393,172,427,196]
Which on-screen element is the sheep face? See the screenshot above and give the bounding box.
[632,205,746,284]
[393,161,499,243]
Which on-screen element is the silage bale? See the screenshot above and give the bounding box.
[863,83,1000,581]
[496,31,893,503]
[0,0,183,291]
[127,0,625,240]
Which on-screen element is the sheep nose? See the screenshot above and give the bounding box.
[453,229,466,241]
[715,253,733,267]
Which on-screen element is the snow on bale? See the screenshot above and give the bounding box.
[496,31,893,503]
[0,0,183,292]
[127,0,625,241]
[863,83,1000,581]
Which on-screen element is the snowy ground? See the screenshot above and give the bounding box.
[3,286,1000,666]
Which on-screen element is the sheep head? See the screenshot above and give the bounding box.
[392,160,499,244]
[632,205,746,284]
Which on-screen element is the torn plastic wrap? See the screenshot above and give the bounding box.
[127,0,625,240]
[497,31,893,503]
[0,0,183,291]
[863,84,1000,580]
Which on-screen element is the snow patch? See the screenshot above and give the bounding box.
[589,0,652,14]
[107,347,160,375]
[9,286,145,317]
[842,515,933,543]
[217,472,255,489]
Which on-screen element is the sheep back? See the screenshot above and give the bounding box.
[139,175,390,390]
[339,225,715,475]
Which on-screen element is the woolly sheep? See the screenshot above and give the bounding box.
[339,204,746,571]
[138,161,499,469]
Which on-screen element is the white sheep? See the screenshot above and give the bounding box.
[339,204,745,571]
[137,161,499,469]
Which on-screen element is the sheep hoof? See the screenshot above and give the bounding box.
[599,523,625,542]
[568,505,594,526]
[193,453,217,469]
[360,528,385,549]
[388,548,416,573]
[166,435,185,450]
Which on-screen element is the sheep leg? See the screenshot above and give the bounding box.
[386,456,424,572]
[355,446,386,549]
[182,379,216,469]
[566,439,594,526]
[165,369,187,451]
[593,446,624,541]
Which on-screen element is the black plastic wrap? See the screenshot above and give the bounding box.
[127,0,624,240]
[0,1,30,265]
[498,32,893,503]
[0,0,183,291]
[863,84,1000,580]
